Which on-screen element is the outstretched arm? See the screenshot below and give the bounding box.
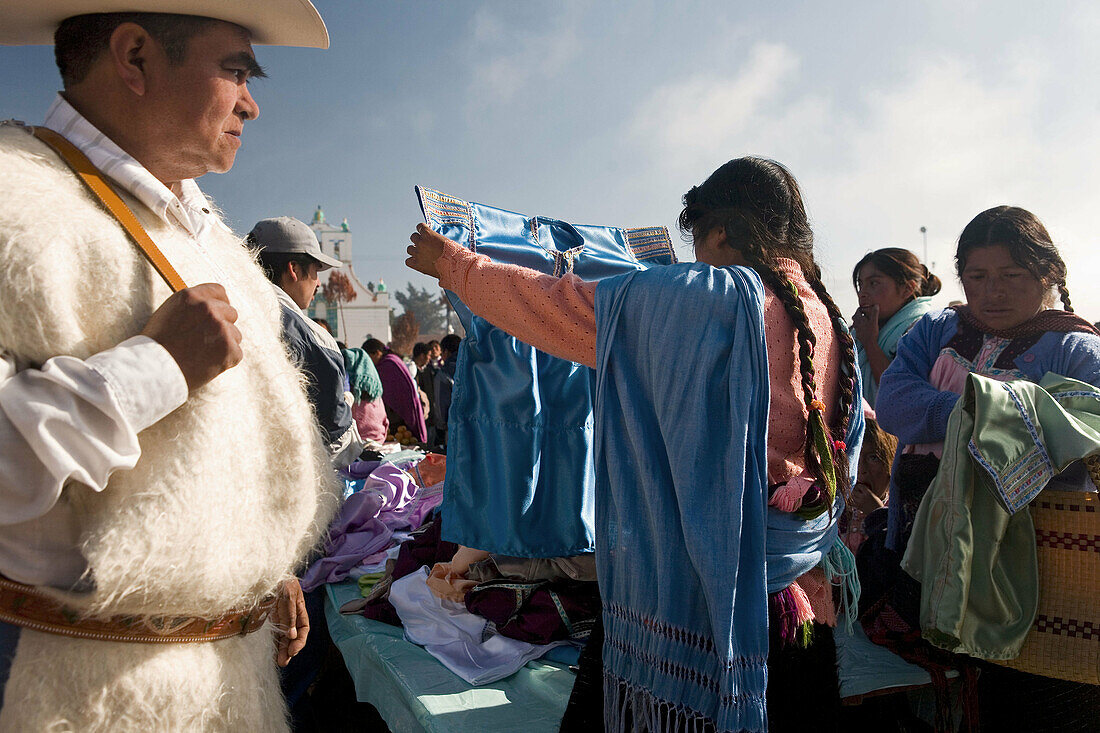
[407,224,598,368]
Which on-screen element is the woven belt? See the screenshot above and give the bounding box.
[0,575,276,643]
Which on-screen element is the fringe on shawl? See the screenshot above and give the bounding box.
[769,537,862,646]
[822,539,860,633]
[770,582,815,648]
[602,672,765,733]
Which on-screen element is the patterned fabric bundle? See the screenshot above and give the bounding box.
[903,373,1100,664]
[464,578,601,645]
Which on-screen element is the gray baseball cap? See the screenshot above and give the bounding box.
[247,216,343,270]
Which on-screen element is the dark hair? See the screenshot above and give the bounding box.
[54,13,220,87]
[252,249,314,286]
[956,206,1072,311]
[428,340,441,350]
[362,338,386,354]
[861,417,898,472]
[312,318,331,335]
[412,343,430,359]
[440,334,462,355]
[852,248,941,298]
[678,157,856,507]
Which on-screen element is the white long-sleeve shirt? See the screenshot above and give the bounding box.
[0,95,229,587]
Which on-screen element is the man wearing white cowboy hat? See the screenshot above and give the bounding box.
[0,2,340,730]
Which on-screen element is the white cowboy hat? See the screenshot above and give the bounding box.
[0,0,329,48]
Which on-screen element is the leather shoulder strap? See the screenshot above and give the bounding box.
[30,126,188,293]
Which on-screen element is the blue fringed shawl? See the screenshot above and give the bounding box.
[594,264,772,732]
[594,263,865,732]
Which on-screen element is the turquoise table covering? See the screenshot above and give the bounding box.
[324,580,576,732]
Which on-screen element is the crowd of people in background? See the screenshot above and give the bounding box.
[289,186,1100,732]
[344,334,461,452]
[405,159,1100,732]
[4,3,1100,730]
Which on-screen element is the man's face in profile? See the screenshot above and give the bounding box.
[147,21,262,178]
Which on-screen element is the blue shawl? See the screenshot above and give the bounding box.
[595,264,769,732]
[594,263,864,732]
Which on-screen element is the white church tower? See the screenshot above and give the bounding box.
[306,205,391,346]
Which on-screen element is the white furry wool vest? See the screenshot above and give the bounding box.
[0,126,340,732]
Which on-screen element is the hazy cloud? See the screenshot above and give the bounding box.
[468,6,583,103]
[624,42,1100,317]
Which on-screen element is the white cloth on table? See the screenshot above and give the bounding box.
[389,567,567,685]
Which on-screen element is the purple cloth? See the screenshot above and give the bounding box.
[341,459,382,480]
[377,352,428,442]
[407,486,444,532]
[352,487,445,568]
[359,511,460,626]
[302,464,431,591]
[464,579,601,645]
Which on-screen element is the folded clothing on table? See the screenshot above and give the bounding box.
[465,577,600,646]
[301,461,444,592]
[390,567,572,685]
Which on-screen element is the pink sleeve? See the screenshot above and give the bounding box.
[436,240,598,368]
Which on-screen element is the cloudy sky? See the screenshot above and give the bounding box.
[4,1,1099,320]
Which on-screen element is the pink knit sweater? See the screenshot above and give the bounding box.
[437,240,842,485]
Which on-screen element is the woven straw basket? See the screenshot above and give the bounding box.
[994,456,1100,683]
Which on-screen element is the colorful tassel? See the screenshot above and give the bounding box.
[789,580,814,625]
[798,408,839,520]
[771,583,816,648]
[799,619,814,647]
[768,476,815,512]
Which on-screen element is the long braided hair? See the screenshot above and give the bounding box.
[956,206,1073,311]
[677,157,857,508]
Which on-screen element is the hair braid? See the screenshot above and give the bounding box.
[1059,283,1075,312]
[809,270,858,471]
[678,156,854,511]
[739,246,840,503]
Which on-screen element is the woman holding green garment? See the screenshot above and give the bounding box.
[851,248,941,406]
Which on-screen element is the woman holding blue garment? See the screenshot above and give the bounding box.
[851,248,941,407]
[407,157,862,732]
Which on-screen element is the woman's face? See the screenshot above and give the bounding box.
[855,263,916,324]
[960,245,1047,331]
[852,449,890,514]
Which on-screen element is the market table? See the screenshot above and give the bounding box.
[325,580,576,733]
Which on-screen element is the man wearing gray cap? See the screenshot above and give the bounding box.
[0,2,339,730]
[248,216,363,728]
[248,216,363,467]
